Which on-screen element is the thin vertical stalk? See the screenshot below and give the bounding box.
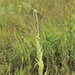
[33,9,44,75]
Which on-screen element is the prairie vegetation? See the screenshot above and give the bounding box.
[0,0,75,75]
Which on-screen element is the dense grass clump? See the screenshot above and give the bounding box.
[0,0,75,75]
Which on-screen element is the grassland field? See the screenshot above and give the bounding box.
[0,0,75,75]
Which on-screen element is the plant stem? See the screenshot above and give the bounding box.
[33,9,44,75]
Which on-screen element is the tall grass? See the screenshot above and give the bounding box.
[0,0,75,75]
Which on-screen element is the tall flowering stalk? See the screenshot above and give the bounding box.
[33,9,44,75]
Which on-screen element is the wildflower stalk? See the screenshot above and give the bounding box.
[33,9,44,75]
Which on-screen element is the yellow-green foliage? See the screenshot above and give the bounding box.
[0,0,75,75]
